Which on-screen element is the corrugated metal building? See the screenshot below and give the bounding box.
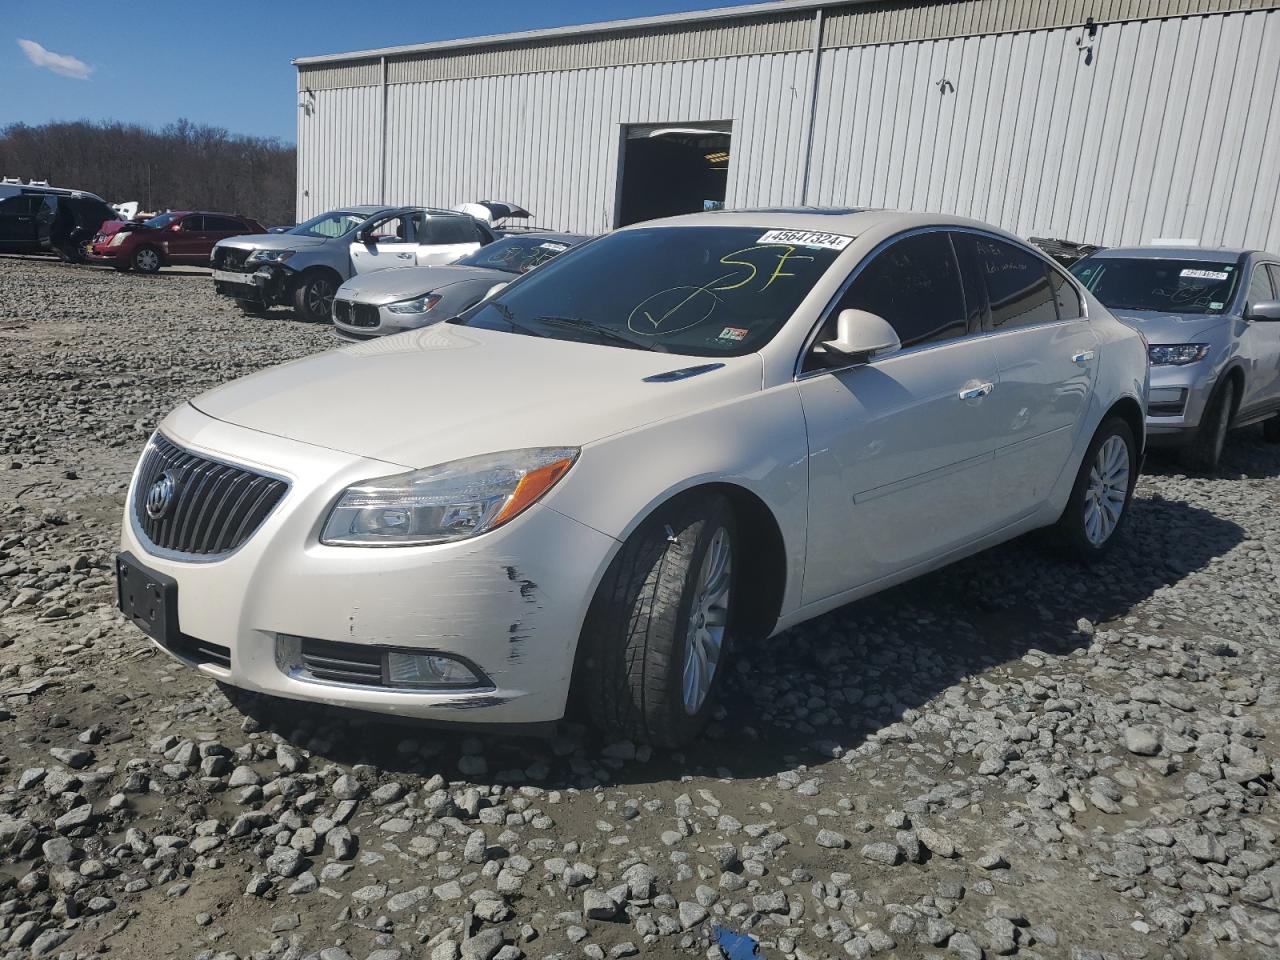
[294,0,1280,250]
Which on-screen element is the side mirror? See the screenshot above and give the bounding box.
[1247,300,1280,322]
[820,309,901,363]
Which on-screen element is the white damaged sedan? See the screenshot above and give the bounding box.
[118,209,1148,745]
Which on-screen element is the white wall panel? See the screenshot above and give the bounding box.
[298,9,1280,250]
[806,9,1280,249]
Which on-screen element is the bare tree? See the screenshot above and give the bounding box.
[0,119,296,226]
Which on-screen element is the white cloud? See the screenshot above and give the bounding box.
[16,39,93,80]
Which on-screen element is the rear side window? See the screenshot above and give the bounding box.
[0,195,39,215]
[1248,266,1275,304]
[204,215,245,232]
[1049,270,1084,320]
[1268,265,1280,298]
[835,231,969,350]
[959,234,1058,330]
[426,217,480,245]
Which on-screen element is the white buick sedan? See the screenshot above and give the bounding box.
[118,210,1148,745]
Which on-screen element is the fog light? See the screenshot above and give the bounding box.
[386,651,482,688]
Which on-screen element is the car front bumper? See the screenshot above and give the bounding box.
[119,403,618,724]
[212,264,293,305]
[1143,363,1216,442]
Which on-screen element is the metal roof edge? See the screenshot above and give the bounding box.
[291,0,857,66]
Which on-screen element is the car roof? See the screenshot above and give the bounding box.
[1089,245,1259,261]
[622,207,1035,245]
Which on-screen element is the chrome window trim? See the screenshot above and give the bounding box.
[794,225,1092,382]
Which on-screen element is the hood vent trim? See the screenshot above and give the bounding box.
[643,363,725,383]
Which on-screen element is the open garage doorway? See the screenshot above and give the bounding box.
[616,121,732,227]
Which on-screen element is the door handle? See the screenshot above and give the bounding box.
[397,252,412,259]
[959,381,994,401]
[1072,350,1096,364]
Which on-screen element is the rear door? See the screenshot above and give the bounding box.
[953,232,1098,522]
[0,195,39,246]
[414,215,485,265]
[198,216,251,262]
[349,211,417,274]
[797,229,1001,602]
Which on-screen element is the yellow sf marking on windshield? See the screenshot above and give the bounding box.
[711,245,816,292]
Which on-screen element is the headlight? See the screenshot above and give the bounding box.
[1148,343,1209,366]
[386,293,442,315]
[108,232,126,247]
[321,447,579,546]
[248,249,295,263]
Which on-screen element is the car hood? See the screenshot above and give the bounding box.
[337,265,508,305]
[214,233,333,253]
[1109,309,1231,342]
[189,324,761,469]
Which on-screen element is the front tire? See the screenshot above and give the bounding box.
[132,246,161,274]
[292,273,336,323]
[1180,379,1236,473]
[236,300,268,316]
[582,493,736,747]
[1048,417,1136,559]
[1262,415,1280,444]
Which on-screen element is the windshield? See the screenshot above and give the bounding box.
[454,235,580,275]
[1071,257,1242,315]
[454,225,847,355]
[287,210,365,239]
[143,212,181,230]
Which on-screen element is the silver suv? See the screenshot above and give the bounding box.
[1072,247,1280,471]
[210,206,494,322]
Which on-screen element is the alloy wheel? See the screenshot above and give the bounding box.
[1083,435,1130,546]
[307,280,335,318]
[682,526,731,715]
[136,248,159,272]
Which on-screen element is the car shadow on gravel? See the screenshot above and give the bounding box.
[218,448,1255,791]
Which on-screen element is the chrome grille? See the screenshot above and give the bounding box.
[351,304,380,328]
[332,298,352,324]
[132,434,288,558]
[213,247,252,271]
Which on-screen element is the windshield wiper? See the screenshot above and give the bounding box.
[487,302,546,338]
[533,315,651,351]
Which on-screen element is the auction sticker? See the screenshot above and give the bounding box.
[757,229,853,251]
[718,326,749,341]
[540,242,569,252]
[1181,268,1230,280]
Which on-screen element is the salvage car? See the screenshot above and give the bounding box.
[118,209,1148,745]
[211,206,495,322]
[87,211,266,273]
[1072,246,1280,471]
[0,179,119,262]
[331,232,587,341]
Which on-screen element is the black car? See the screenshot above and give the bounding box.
[0,181,119,262]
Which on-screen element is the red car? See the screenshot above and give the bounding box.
[87,211,266,273]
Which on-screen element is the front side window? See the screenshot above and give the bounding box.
[832,231,969,350]
[288,211,365,239]
[1071,257,1241,315]
[1247,265,1275,306]
[455,225,845,356]
[366,214,412,243]
[1268,265,1280,298]
[0,195,39,215]
[180,216,205,231]
[958,234,1058,330]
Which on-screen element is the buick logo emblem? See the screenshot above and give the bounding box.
[146,472,178,520]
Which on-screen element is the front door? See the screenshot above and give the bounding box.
[1239,263,1280,416]
[798,230,1001,604]
[166,216,209,262]
[414,214,484,265]
[349,212,417,274]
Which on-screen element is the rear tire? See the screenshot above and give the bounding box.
[292,273,336,323]
[1180,379,1236,473]
[582,493,737,747]
[132,246,161,274]
[1047,417,1136,560]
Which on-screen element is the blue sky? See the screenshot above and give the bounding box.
[3,1,760,143]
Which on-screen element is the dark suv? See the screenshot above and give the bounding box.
[0,180,119,262]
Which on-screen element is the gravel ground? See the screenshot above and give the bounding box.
[2,253,1280,960]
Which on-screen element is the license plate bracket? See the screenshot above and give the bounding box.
[116,552,178,647]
